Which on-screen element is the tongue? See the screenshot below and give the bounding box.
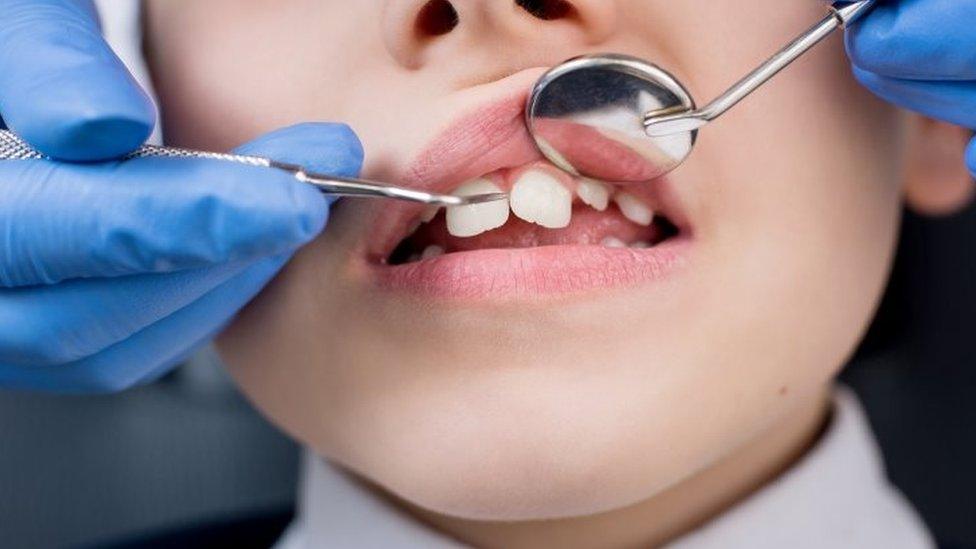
[411,206,661,252]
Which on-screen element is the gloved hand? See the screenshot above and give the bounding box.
[0,0,364,392]
[846,0,976,177]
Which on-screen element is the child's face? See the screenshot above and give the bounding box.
[148,0,906,521]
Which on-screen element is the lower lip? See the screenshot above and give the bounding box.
[365,237,692,301]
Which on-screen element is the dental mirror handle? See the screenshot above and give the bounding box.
[645,0,876,137]
[0,129,503,207]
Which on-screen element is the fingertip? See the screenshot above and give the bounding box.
[234,122,365,177]
[322,122,366,177]
[289,177,332,244]
[193,160,332,253]
[228,122,367,244]
[15,66,157,161]
[845,6,897,74]
[32,115,155,162]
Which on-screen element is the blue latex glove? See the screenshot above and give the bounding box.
[0,1,364,392]
[0,0,156,161]
[846,0,976,177]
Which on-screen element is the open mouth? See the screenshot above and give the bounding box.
[388,161,681,265]
[357,70,693,299]
[368,159,690,300]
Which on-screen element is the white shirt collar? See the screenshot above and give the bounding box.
[279,453,464,549]
[668,387,933,549]
[278,387,933,549]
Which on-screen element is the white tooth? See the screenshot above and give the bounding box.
[407,253,422,263]
[422,245,445,259]
[510,170,572,229]
[405,220,422,238]
[535,137,578,176]
[576,178,611,211]
[446,179,510,238]
[614,192,654,226]
[420,205,441,224]
[601,237,627,249]
[630,241,651,249]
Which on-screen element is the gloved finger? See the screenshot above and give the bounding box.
[0,123,362,288]
[852,67,976,130]
[235,122,364,178]
[0,255,288,393]
[93,254,289,392]
[0,0,156,161]
[846,0,976,81]
[0,259,257,367]
[0,158,321,287]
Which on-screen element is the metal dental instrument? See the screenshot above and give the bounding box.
[0,2,873,205]
[0,129,505,207]
[526,0,877,182]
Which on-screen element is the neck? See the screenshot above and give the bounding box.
[403,388,831,549]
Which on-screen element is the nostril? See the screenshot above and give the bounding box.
[416,0,460,38]
[515,0,576,21]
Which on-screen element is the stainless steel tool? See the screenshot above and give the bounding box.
[0,129,505,207]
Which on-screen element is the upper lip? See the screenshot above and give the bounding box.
[362,74,546,259]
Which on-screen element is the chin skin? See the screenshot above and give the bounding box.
[314,362,836,523]
[220,306,857,523]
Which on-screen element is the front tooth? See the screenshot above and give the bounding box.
[601,237,627,248]
[422,245,445,259]
[510,170,572,229]
[446,179,510,238]
[614,192,654,226]
[630,241,651,249]
[420,206,441,224]
[577,178,611,211]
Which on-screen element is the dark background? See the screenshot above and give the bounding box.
[844,202,976,549]
[2,203,976,548]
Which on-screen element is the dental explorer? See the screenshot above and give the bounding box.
[0,129,506,207]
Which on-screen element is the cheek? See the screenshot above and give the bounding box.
[682,35,905,383]
[148,1,386,151]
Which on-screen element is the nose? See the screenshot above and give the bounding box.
[383,0,618,70]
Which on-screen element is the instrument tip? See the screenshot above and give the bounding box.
[453,192,509,206]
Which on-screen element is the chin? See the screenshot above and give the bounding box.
[283,339,739,523]
[326,383,670,522]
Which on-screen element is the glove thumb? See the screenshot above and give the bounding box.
[234,122,365,181]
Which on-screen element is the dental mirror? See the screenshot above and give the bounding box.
[526,54,697,183]
[526,0,876,182]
